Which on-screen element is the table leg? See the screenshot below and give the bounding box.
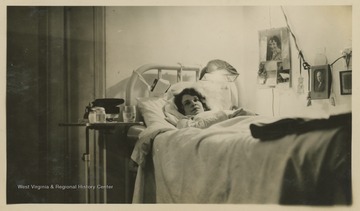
[82,127,91,203]
[125,157,130,203]
[124,125,131,203]
[97,130,107,203]
[102,133,107,203]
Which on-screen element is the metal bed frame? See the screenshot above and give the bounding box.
[125,63,201,106]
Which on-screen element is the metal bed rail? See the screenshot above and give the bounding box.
[125,63,201,106]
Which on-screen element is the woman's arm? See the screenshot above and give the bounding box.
[176,110,228,129]
[228,108,257,118]
[176,109,257,129]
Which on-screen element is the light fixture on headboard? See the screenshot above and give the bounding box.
[199,59,239,82]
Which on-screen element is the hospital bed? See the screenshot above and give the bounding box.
[125,63,352,205]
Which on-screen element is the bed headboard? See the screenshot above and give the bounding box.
[125,63,201,106]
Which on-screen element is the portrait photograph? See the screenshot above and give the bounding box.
[259,27,291,70]
[310,65,331,99]
[340,70,352,95]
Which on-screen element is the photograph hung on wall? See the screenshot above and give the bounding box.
[309,65,331,99]
[258,27,291,87]
[339,70,352,95]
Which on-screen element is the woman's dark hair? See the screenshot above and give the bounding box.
[174,88,211,115]
[269,35,281,49]
[266,35,282,61]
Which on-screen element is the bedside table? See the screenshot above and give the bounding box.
[59,121,143,203]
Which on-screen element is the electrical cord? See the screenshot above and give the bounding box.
[281,6,313,106]
[330,55,345,66]
[281,6,311,70]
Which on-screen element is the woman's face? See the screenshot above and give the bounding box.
[269,39,278,51]
[181,94,205,116]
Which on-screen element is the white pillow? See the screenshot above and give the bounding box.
[163,99,185,126]
[136,97,168,126]
[198,80,233,111]
[163,81,238,125]
[165,80,237,111]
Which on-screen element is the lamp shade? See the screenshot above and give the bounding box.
[199,59,239,82]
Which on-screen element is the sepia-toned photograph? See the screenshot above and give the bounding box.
[309,65,331,99]
[259,27,291,70]
[2,2,356,210]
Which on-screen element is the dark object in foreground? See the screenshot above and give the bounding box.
[250,112,351,141]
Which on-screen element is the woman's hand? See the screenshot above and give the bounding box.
[229,108,247,118]
[228,108,257,118]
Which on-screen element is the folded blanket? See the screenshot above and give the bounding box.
[250,112,351,140]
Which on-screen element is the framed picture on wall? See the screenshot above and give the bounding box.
[259,27,291,70]
[310,65,331,99]
[339,70,352,95]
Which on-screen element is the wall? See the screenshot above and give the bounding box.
[105,6,245,100]
[242,6,352,117]
[106,5,352,117]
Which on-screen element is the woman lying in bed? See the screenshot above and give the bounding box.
[174,87,256,129]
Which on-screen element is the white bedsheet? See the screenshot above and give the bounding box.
[131,116,351,204]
